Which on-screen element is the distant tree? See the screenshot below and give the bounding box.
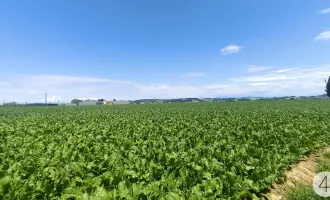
[71,99,82,105]
[113,99,116,101]
[98,99,105,102]
[3,101,19,107]
[326,76,330,98]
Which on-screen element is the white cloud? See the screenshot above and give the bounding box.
[248,82,272,86]
[0,82,11,86]
[183,73,206,78]
[246,66,272,73]
[271,68,298,73]
[40,95,61,102]
[232,66,330,96]
[205,84,231,90]
[318,8,330,14]
[27,90,38,94]
[20,75,133,86]
[315,31,330,41]
[236,66,330,83]
[221,45,243,55]
[1,65,329,102]
[0,81,40,95]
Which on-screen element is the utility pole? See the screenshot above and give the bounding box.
[45,93,47,106]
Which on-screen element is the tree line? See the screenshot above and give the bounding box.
[70,98,116,105]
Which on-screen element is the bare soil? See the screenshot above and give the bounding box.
[263,147,330,200]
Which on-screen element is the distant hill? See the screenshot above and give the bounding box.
[130,95,329,104]
[316,94,328,98]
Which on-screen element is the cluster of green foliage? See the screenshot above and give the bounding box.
[285,184,322,200]
[326,76,330,98]
[1,102,24,107]
[71,99,83,105]
[1,100,330,199]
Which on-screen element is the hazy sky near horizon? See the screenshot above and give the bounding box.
[0,0,330,102]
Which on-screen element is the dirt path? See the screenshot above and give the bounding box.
[263,147,330,200]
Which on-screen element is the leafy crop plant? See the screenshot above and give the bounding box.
[1,100,330,199]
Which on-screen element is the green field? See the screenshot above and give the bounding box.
[1,100,330,199]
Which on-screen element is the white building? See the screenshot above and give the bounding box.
[79,101,97,105]
[112,100,129,105]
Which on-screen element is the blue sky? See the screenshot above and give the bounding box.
[0,0,330,102]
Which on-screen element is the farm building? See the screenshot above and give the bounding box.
[104,101,113,105]
[79,101,97,106]
[103,100,129,105]
[65,103,77,106]
[113,100,129,105]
